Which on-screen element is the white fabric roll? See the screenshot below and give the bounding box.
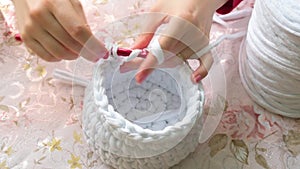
[240,0,300,117]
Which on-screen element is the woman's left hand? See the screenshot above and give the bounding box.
[120,0,228,84]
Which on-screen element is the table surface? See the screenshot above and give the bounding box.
[1,0,300,169]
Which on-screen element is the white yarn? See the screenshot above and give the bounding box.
[191,31,246,59]
[213,8,253,27]
[82,54,204,169]
[53,69,89,87]
[53,41,205,168]
[52,16,248,168]
[147,36,165,64]
[239,0,300,117]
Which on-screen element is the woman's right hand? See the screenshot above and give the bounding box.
[12,0,107,62]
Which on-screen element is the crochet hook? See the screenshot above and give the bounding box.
[115,47,148,58]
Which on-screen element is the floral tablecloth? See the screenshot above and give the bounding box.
[1,0,300,169]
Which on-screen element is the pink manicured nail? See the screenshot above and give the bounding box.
[15,34,22,42]
[136,69,152,84]
[136,73,147,84]
[103,51,110,59]
[194,74,202,83]
[93,51,109,62]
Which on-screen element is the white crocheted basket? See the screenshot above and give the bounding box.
[82,55,204,169]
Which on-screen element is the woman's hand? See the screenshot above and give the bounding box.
[120,0,228,83]
[12,0,107,62]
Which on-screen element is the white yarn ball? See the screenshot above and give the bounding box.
[240,0,300,117]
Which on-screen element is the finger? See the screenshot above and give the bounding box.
[159,55,184,68]
[27,26,79,60]
[134,43,184,84]
[160,16,209,55]
[119,57,144,73]
[154,38,192,68]
[154,16,197,61]
[132,13,167,49]
[120,52,184,73]
[119,41,186,74]
[48,0,90,43]
[30,8,83,54]
[135,52,157,84]
[69,0,107,60]
[191,52,214,83]
[48,0,107,61]
[134,23,187,83]
[23,36,61,62]
[69,0,88,23]
[176,43,195,61]
[132,33,155,50]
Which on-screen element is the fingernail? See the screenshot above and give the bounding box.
[93,57,100,62]
[136,69,151,84]
[102,51,110,59]
[193,74,202,83]
[90,51,109,62]
[136,73,146,84]
[15,33,22,42]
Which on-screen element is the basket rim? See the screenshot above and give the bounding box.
[91,57,205,140]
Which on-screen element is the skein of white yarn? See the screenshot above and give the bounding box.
[239,0,300,117]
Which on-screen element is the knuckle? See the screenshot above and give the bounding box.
[42,0,54,7]
[24,19,33,27]
[69,24,89,38]
[29,9,42,19]
[73,0,83,9]
[178,12,198,24]
[159,37,174,50]
[41,0,58,12]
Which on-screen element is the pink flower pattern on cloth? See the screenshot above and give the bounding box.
[1,0,300,169]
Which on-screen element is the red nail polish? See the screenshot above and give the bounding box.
[103,51,110,59]
[194,74,202,83]
[136,73,146,84]
[15,33,22,42]
[136,69,152,84]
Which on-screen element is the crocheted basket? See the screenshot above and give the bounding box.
[82,54,204,169]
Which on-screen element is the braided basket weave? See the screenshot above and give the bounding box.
[82,55,204,169]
